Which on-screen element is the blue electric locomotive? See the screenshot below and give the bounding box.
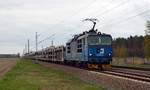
[87,33,112,69]
[65,19,112,70]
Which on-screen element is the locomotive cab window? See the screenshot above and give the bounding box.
[88,36,100,45]
[67,46,71,53]
[77,49,82,53]
[77,39,82,53]
[66,43,71,54]
[101,36,111,45]
[67,51,70,53]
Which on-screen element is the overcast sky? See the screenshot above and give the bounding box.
[0,0,150,54]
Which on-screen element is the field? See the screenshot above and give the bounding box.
[0,58,20,61]
[112,57,150,69]
[0,59,105,90]
[0,58,19,79]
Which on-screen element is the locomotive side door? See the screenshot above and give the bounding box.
[83,37,88,61]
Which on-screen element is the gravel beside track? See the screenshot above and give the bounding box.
[37,61,150,90]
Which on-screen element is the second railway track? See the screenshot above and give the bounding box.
[100,69,150,83]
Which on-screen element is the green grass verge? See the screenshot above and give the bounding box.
[0,59,106,90]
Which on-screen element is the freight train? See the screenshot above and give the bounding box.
[24,19,113,70]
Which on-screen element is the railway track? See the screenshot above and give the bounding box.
[68,64,150,83]
[83,65,150,83]
[34,59,150,83]
[102,71,150,83]
[112,65,150,71]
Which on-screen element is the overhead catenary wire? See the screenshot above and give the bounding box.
[96,0,130,18]
[83,0,131,30]
[85,0,119,17]
[98,2,150,27]
[100,9,150,28]
[38,0,127,38]
[80,0,117,17]
[38,34,55,44]
[28,34,55,53]
[37,0,123,38]
[33,0,100,51]
[38,0,99,37]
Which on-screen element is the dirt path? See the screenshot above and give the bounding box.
[0,59,20,79]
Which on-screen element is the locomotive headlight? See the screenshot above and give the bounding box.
[108,53,111,56]
[89,53,93,56]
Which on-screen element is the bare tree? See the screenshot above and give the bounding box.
[144,21,150,63]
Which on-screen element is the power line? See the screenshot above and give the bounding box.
[38,34,55,44]
[38,0,124,38]
[100,9,150,28]
[83,0,131,29]
[85,0,117,17]
[98,2,149,27]
[36,0,130,49]
[38,0,99,37]
[33,0,100,50]
[94,0,130,18]
[27,34,55,52]
[69,0,98,16]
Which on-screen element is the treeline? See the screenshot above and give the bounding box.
[113,36,144,58]
[113,21,150,59]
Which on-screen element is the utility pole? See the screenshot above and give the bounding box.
[23,49,25,56]
[36,32,38,52]
[25,44,27,54]
[51,40,53,46]
[35,32,38,62]
[42,45,44,50]
[28,39,30,54]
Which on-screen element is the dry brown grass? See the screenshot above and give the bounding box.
[0,59,19,79]
[112,57,150,65]
[112,57,150,69]
[0,58,20,61]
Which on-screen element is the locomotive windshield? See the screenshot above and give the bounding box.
[88,36,99,45]
[88,36,111,45]
[101,36,111,45]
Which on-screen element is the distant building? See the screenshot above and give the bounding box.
[0,54,19,58]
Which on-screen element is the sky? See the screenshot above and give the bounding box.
[0,0,150,54]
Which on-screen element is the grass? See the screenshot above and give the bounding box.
[112,57,150,69]
[0,59,106,90]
